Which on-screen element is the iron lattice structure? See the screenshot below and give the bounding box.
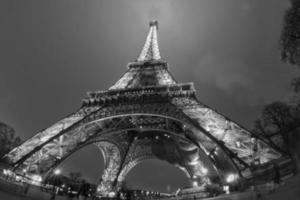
[3,21,289,195]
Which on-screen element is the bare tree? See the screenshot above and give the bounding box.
[0,122,22,160]
[69,172,82,183]
[253,102,299,149]
[280,0,300,66]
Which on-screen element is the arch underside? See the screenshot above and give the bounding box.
[117,137,197,183]
[94,136,202,195]
[3,99,282,193]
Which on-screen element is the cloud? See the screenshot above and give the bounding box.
[195,52,253,93]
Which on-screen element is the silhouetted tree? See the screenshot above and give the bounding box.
[44,174,67,186]
[256,2,300,168]
[280,0,300,66]
[253,73,300,171]
[119,181,131,192]
[0,122,22,160]
[69,172,82,183]
[253,102,300,150]
[291,76,300,93]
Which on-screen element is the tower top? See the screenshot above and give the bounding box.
[137,20,161,62]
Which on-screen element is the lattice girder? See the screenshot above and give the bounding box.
[15,112,190,174]
[4,95,283,184]
[109,61,177,90]
[117,136,213,184]
[4,107,100,165]
[2,21,287,194]
[172,97,282,165]
[81,103,249,176]
[6,102,247,184]
[137,20,161,62]
[117,146,190,184]
[95,141,122,196]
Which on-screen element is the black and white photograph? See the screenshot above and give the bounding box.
[0,0,300,199]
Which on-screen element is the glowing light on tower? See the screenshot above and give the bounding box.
[226,173,238,183]
[32,175,42,183]
[201,167,208,175]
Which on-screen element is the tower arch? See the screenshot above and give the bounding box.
[123,159,191,193]
[117,143,192,184]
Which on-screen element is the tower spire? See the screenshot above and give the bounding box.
[137,20,161,62]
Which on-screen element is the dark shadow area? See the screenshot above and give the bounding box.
[125,159,190,193]
[57,144,104,184]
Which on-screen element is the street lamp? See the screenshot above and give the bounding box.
[54,169,61,175]
[52,168,62,197]
[192,181,198,187]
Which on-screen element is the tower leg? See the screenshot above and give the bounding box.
[95,142,122,197]
[97,168,119,197]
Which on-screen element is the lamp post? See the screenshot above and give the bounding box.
[50,168,62,200]
[53,169,61,190]
[54,169,61,176]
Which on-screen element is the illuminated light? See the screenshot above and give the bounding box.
[205,126,210,132]
[190,159,199,165]
[155,136,159,139]
[192,181,198,187]
[54,169,61,175]
[108,192,116,197]
[236,141,241,148]
[204,149,210,156]
[226,173,238,183]
[32,175,42,183]
[16,175,22,181]
[201,167,208,175]
[214,129,224,137]
[223,185,230,194]
[40,136,50,142]
[214,147,219,155]
[3,169,12,176]
[226,174,235,183]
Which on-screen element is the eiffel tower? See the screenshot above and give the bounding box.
[3,21,288,196]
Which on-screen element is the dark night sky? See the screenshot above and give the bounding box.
[0,0,298,193]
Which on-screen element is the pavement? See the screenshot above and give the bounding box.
[1,174,300,200]
[0,190,28,200]
[260,174,300,200]
[0,190,79,200]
